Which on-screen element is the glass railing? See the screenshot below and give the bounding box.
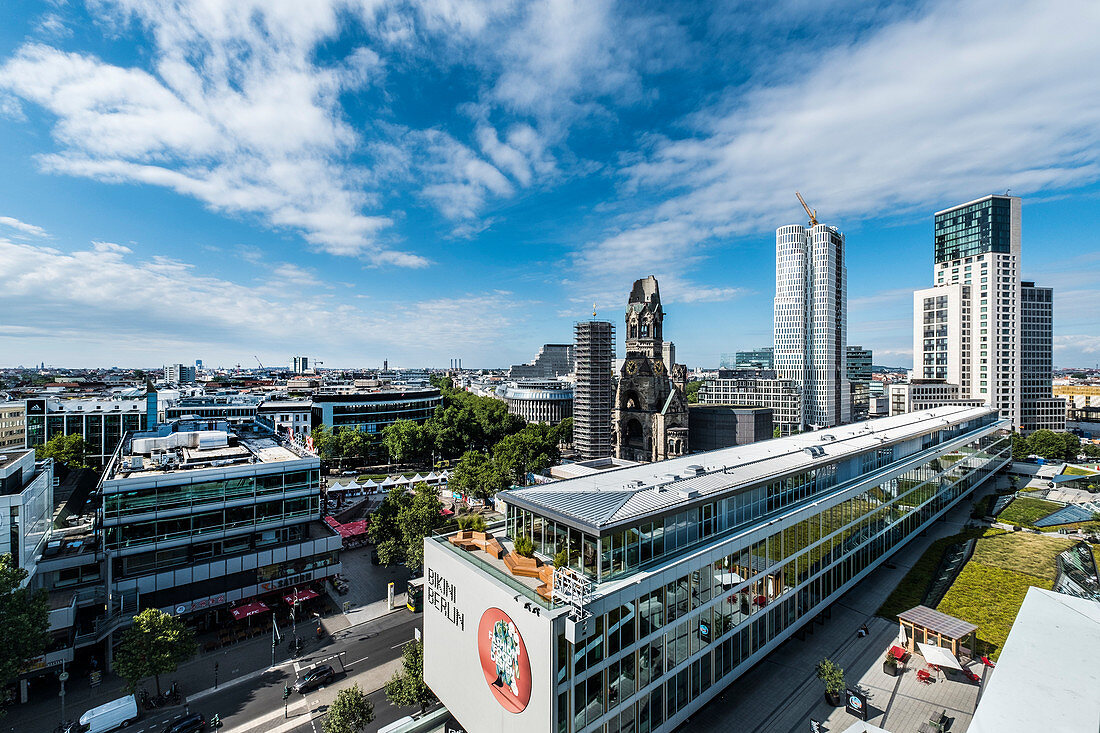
[430,524,552,608]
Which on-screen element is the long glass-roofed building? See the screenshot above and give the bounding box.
[424,405,1009,733]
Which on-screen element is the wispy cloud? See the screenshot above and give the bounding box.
[0,216,48,238]
[0,237,523,365]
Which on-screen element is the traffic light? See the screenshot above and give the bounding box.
[283,684,291,701]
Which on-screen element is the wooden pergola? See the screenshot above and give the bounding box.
[898,605,977,661]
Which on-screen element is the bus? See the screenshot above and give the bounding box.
[407,577,425,612]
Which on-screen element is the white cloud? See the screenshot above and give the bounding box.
[0,4,427,266]
[0,216,49,238]
[590,0,1100,275]
[0,237,522,364]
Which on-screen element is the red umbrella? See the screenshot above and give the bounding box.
[283,588,320,605]
[230,601,270,621]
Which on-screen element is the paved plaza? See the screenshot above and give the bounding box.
[683,475,1007,733]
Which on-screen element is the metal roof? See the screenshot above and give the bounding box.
[897,605,978,638]
[503,405,999,532]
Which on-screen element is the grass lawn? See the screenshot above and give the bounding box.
[1061,465,1098,476]
[997,497,1062,528]
[876,528,990,620]
[936,562,1050,660]
[969,532,1073,582]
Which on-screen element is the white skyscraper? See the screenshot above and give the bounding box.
[774,223,850,428]
[911,195,1063,432]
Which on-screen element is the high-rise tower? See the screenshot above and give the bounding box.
[774,223,849,428]
[912,195,1063,431]
[573,319,615,460]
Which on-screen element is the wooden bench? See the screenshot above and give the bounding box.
[535,565,555,600]
[503,552,542,579]
[485,538,505,559]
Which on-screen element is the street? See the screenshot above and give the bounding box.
[16,609,423,733]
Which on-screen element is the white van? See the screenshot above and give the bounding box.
[78,694,139,733]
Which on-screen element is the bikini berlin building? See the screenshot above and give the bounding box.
[423,405,1009,733]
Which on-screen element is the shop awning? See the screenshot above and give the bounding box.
[338,520,368,538]
[917,642,963,670]
[283,589,320,605]
[323,516,341,529]
[230,601,270,620]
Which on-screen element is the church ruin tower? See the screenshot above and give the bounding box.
[614,276,689,462]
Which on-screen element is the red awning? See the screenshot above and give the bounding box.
[323,516,341,528]
[230,601,270,620]
[283,588,320,605]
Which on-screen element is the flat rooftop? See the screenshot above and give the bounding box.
[970,587,1100,733]
[105,422,313,481]
[505,405,1000,532]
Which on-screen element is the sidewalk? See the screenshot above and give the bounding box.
[5,608,378,732]
[686,474,1004,733]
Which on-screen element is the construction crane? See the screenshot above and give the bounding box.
[254,355,264,369]
[795,191,818,227]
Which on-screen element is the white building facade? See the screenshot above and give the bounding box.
[774,224,849,428]
[913,196,1062,432]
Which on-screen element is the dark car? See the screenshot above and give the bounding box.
[163,713,206,733]
[293,664,336,693]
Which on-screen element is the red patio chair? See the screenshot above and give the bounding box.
[980,655,996,668]
[964,669,981,683]
[916,669,932,684]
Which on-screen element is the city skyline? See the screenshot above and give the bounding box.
[1,0,1100,369]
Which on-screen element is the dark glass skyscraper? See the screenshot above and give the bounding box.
[934,195,1014,263]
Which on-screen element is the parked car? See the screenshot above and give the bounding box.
[162,714,206,733]
[293,664,336,693]
[342,470,358,475]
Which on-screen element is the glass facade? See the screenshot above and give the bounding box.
[102,467,321,562]
[934,196,1012,264]
[509,413,998,584]
[25,405,145,464]
[550,428,1009,733]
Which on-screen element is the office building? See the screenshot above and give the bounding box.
[165,363,197,384]
[573,321,615,460]
[293,356,310,374]
[914,195,1062,432]
[846,346,873,421]
[614,277,689,462]
[423,406,1009,733]
[698,371,802,435]
[24,397,149,466]
[0,450,53,576]
[501,381,574,425]
[164,394,262,424]
[888,380,985,416]
[774,222,849,428]
[1,400,26,451]
[257,400,314,436]
[510,345,575,380]
[1019,283,1065,431]
[733,348,774,370]
[310,386,441,458]
[687,405,772,452]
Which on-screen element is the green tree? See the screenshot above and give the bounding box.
[369,484,445,571]
[1081,444,1100,459]
[815,658,845,696]
[311,424,340,461]
[115,608,197,694]
[773,426,782,439]
[450,451,509,501]
[429,375,454,392]
[553,417,573,446]
[493,424,561,485]
[685,380,703,404]
[382,419,429,465]
[1028,430,1072,461]
[0,554,49,713]
[34,433,88,468]
[1011,433,1030,461]
[321,684,375,733]
[384,640,436,714]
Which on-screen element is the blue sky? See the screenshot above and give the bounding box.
[1,0,1099,370]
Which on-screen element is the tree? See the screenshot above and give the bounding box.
[115,608,197,694]
[685,380,703,404]
[0,554,49,712]
[369,484,445,571]
[773,426,782,439]
[1081,444,1100,459]
[382,420,429,465]
[385,640,436,714]
[450,451,509,501]
[429,375,454,392]
[34,433,88,468]
[493,424,561,485]
[1028,430,1073,461]
[311,424,340,461]
[815,658,845,697]
[553,417,573,446]
[1011,432,1030,461]
[321,684,375,733]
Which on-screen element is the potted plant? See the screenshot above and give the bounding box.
[815,658,845,705]
[514,535,535,558]
[883,651,901,677]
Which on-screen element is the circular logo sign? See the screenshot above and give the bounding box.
[477,608,532,713]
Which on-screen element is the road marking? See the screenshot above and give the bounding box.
[390,640,413,649]
[220,698,307,733]
[344,655,369,667]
